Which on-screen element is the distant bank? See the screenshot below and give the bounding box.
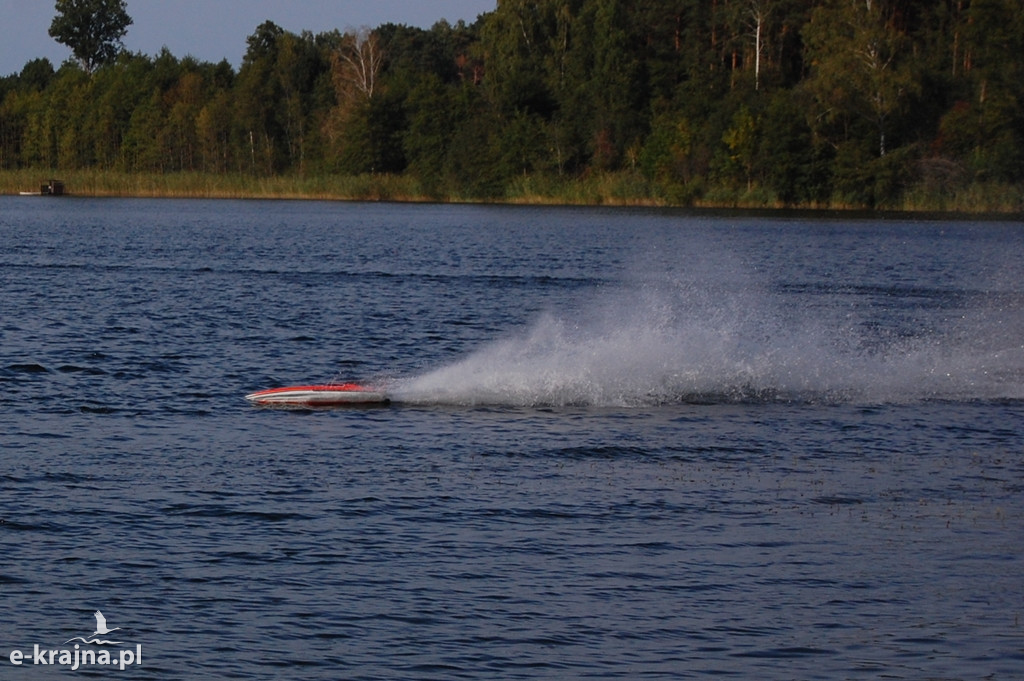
[1,169,1021,214]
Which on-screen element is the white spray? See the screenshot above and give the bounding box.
[391,256,1024,407]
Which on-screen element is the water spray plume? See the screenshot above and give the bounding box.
[394,263,1024,407]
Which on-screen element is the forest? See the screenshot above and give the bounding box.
[1,0,1022,210]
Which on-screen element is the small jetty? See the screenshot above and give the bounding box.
[19,179,66,196]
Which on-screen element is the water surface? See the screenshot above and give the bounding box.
[1,198,1022,679]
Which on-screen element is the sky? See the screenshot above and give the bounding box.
[0,0,496,76]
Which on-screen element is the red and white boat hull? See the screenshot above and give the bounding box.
[245,383,390,407]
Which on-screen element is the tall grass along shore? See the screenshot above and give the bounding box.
[2,169,1021,214]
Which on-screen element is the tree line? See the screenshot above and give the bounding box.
[1,0,1022,208]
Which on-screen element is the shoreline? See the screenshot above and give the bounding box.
[2,170,1022,216]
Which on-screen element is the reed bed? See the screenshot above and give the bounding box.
[0,170,429,202]
[1,169,1020,214]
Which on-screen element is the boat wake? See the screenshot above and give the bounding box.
[391,272,1024,407]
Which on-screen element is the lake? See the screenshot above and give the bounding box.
[1,198,1022,679]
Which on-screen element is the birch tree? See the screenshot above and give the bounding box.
[332,28,384,103]
[804,0,916,157]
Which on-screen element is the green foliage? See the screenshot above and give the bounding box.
[0,2,1018,210]
[49,0,132,72]
[403,74,455,194]
[757,90,825,205]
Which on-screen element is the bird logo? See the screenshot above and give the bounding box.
[65,610,123,645]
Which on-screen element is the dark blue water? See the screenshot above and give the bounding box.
[1,198,1022,679]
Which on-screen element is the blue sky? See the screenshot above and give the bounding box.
[0,0,495,76]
